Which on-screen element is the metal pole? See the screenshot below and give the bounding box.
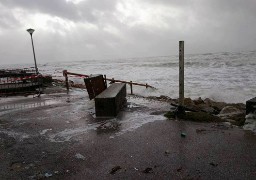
[30,34,38,75]
[179,41,184,107]
[130,81,133,95]
[63,70,69,93]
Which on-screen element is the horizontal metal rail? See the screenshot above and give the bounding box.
[63,70,156,95]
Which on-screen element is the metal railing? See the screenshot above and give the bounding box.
[63,70,155,94]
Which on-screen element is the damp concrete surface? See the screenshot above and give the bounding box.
[0,88,256,179]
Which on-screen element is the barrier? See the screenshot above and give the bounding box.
[63,70,156,94]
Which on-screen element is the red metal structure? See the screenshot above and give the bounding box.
[0,68,42,96]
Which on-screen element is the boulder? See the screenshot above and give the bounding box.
[184,98,195,106]
[193,97,204,105]
[204,98,213,106]
[178,112,223,122]
[230,103,246,111]
[219,106,241,115]
[218,106,246,126]
[211,102,227,112]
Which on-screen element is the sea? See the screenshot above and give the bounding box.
[1,50,256,103]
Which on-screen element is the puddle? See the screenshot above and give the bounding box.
[47,110,167,142]
[109,112,166,138]
[0,99,60,116]
[44,96,170,143]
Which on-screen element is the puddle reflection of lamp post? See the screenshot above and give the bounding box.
[27,28,38,74]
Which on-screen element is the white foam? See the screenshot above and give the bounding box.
[33,51,256,103]
[48,123,98,142]
[0,129,30,141]
[40,129,52,135]
[243,113,256,133]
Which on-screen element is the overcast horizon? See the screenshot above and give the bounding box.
[0,0,256,64]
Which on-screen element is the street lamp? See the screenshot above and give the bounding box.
[27,28,39,74]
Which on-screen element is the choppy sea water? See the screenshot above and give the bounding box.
[1,50,256,103]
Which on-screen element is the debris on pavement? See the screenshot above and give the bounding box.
[165,150,170,155]
[110,166,121,174]
[75,153,86,160]
[209,162,218,167]
[44,172,53,178]
[177,167,182,172]
[181,132,186,137]
[142,167,153,174]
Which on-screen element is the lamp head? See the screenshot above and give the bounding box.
[27,28,35,35]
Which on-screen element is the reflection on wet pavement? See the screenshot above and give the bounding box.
[46,96,170,142]
[0,91,171,143]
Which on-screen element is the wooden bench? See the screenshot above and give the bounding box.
[95,83,126,117]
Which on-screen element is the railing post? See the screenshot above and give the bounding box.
[63,70,69,93]
[179,41,184,112]
[130,81,133,95]
[104,74,107,88]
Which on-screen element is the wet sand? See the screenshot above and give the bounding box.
[0,88,256,179]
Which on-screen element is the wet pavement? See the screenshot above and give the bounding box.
[0,88,256,179]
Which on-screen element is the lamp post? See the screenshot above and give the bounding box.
[27,28,39,74]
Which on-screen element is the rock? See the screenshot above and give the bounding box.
[181,132,186,137]
[178,112,223,122]
[204,98,213,106]
[193,97,204,105]
[184,98,195,106]
[211,102,227,112]
[219,106,241,115]
[198,105,216,114]
[110,166,121,174]
[218,106,246,126]
[230,103,246,111]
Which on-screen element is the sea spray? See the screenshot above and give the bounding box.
[243,113,256,133]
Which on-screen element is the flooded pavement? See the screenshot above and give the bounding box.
[0,88,256,179]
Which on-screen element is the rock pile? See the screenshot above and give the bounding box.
[154,96,246,126]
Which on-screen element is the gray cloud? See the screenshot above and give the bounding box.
[0,0,255,64]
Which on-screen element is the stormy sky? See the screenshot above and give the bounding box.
[0,0,255,64]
